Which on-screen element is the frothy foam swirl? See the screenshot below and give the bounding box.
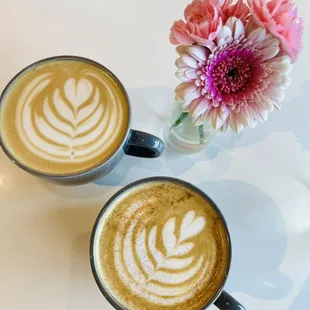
[95,182,230,309]
[15,65,125,163]
[114,207,208,306]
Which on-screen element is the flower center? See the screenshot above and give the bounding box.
[211,56,252,94]
[227,68,238,78]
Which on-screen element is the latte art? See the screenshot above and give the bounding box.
[115,209,208,305]
[17,73,116,162]
[0,59,129,174]
[94,181,230,310]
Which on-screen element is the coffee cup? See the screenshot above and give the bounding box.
[0,56,164,185]
[90,177,246,310]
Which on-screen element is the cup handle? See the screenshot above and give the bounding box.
[214,290,246,310]
[124,129,164,158]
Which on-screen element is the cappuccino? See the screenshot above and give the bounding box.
[0,58,129,175]
[92,180,230,309]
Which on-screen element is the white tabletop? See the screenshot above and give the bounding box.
[0,0,309,309]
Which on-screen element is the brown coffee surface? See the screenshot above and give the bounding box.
[93,180,230,310]
[0,58,129,175]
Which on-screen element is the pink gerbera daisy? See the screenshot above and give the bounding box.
[175,17,292,133]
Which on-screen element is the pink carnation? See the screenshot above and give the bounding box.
[221,0,250,23]
[170,0,223,49]
[170,0,250,48]
[169,20,195,45]
[248,0,303,62]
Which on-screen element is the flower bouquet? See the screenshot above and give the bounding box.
[166,0,303,152]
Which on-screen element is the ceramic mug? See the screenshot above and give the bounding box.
[90,176,247,310]
[0,56,164,185]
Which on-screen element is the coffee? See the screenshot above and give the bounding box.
[0,58,129,175]
[92,180,230,309]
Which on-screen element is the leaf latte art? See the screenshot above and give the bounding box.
[115,209,208,305]
[0,59,129,174]
[94,182,230,310]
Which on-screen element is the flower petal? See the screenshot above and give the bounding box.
[219,118,229,132]
[257,94,275,111]
[181,55,199,69]
[186,45,209,62]
[176,68,193,82]
[176,45,188,56]
[234,18,245,40]
[175,82,192,100]
[175,82,201,101]
[225,17,245,40]
[181,99,195,111]
[256,108,268,122]
[268,56,292,74]
[225,17,237,32]
[188,33,216,51]
[191,98,209,118]
[217,24,233,46]
[261,45,280,60]
[260,34,279,49]
[229,113,245,133]
[279,76,291,88]
[206,108,217,129]
[248,27,266,44]
[206,105,229,130]
[175,57,188,68]
[264,87,284,101]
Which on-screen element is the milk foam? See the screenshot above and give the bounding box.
[93,181,231,309]
[15,66,124,163]
[103,196,210,306]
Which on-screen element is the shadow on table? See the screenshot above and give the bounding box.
[43,203,103,246]
[125,81,310,158]
[94,82,310,184]
[129,85,240,170]
[93,140,234,187]
[288,277,310,310]
[219,81,310,152]
[198,179,293,300]
[92,85,237,185]
[94,153,163,187]
[66,232,108,309]
[40,204,108,308]
[41,179,118,199]
[183,80,310,161]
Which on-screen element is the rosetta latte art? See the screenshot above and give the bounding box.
[16,70,121,163]
[114,207,208,306]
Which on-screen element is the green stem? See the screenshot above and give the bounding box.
[199,124,204,145]
[170,112,189,129]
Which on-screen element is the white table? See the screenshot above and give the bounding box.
[0,0,309,309]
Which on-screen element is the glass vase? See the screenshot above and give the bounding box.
[164,101,217,153]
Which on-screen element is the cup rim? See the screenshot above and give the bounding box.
[89,176,232,310]
[0,55,132,180]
